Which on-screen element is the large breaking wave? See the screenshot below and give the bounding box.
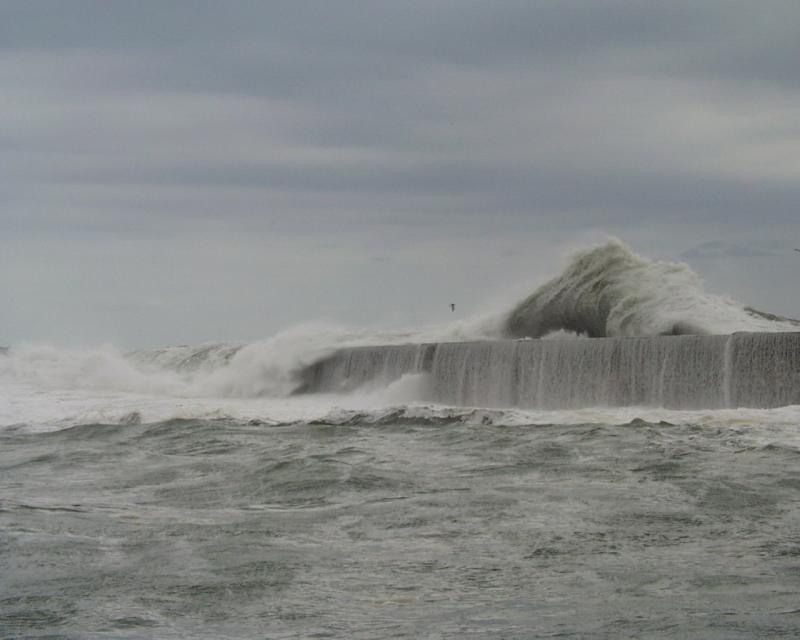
[504,240,799,338]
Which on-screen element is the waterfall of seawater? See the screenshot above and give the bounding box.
[297,333,800,410]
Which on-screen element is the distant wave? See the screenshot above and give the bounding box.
[505,240,800,338]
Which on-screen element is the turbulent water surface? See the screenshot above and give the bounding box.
[3,241,800,638]
[4,415,800,639]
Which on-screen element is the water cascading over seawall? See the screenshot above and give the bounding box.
[297,333,800,410]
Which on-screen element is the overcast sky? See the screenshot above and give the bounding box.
[2,0,799,347]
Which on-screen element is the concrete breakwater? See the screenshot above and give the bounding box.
[297,332,800,410]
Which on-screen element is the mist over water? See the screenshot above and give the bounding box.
[3,240,800,638]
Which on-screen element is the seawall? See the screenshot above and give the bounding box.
[297,332,800,409]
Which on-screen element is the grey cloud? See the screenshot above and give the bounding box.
[5,2,798,95]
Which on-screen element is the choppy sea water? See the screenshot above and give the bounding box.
[3,414,800,639]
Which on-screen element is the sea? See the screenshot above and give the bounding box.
[3,241,800,639]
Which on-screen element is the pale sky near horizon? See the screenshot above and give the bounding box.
[2,1,799,347]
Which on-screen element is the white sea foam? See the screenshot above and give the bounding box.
[4,375,800,439]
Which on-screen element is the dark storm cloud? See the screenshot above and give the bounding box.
[4,1,797,85]
[0,1,711,56]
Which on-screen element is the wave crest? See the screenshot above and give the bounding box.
[505,240,799,338]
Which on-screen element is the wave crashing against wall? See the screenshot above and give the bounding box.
[298,332,800,410]
[503,241,800,338]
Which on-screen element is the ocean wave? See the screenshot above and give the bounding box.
[505,240,799,338]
